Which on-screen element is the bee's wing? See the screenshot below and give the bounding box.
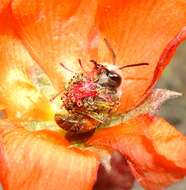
[87,112,106,123]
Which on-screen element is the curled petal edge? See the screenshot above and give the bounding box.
[87,114,186,190]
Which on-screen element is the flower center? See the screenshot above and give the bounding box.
[55,62,121,135]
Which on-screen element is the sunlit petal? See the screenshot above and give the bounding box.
[0,6,54,121]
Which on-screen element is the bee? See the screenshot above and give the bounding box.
[54,39,149,134]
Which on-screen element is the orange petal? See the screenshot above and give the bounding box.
[0,0,10,11]
[11,0,186,113]
[97,1,186,113]
[11,0,98,90]
[0,6,54,121]
[87,114,186,190]
[0,123,99,190]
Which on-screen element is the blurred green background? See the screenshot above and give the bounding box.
[158,42,186,135]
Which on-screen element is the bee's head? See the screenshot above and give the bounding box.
[98,69,122,89]
[92,60,149,95]
[92,62,122,89]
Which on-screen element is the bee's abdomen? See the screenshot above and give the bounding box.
[55,113,99,134]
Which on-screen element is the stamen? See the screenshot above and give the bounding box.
[78,59,87,73]
[60,62,75,73]
[90,59,98,65]
[90,59,98,68]
[50,90,63,102]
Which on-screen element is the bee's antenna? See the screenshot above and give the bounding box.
[104,38,116,65]
[50,90,63,102]
[119,63,149,70]
[60,62,75,73]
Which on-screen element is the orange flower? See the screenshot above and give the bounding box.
[0,1,186,190]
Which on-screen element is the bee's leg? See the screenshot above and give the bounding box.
[54,113,87,133]
[55,113,98,134]
[69,116,98,134]
[55,113,77,132]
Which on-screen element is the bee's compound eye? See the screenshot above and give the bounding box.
[107,71,122,88]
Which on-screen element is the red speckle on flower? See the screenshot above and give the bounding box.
[63,80,97,108]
